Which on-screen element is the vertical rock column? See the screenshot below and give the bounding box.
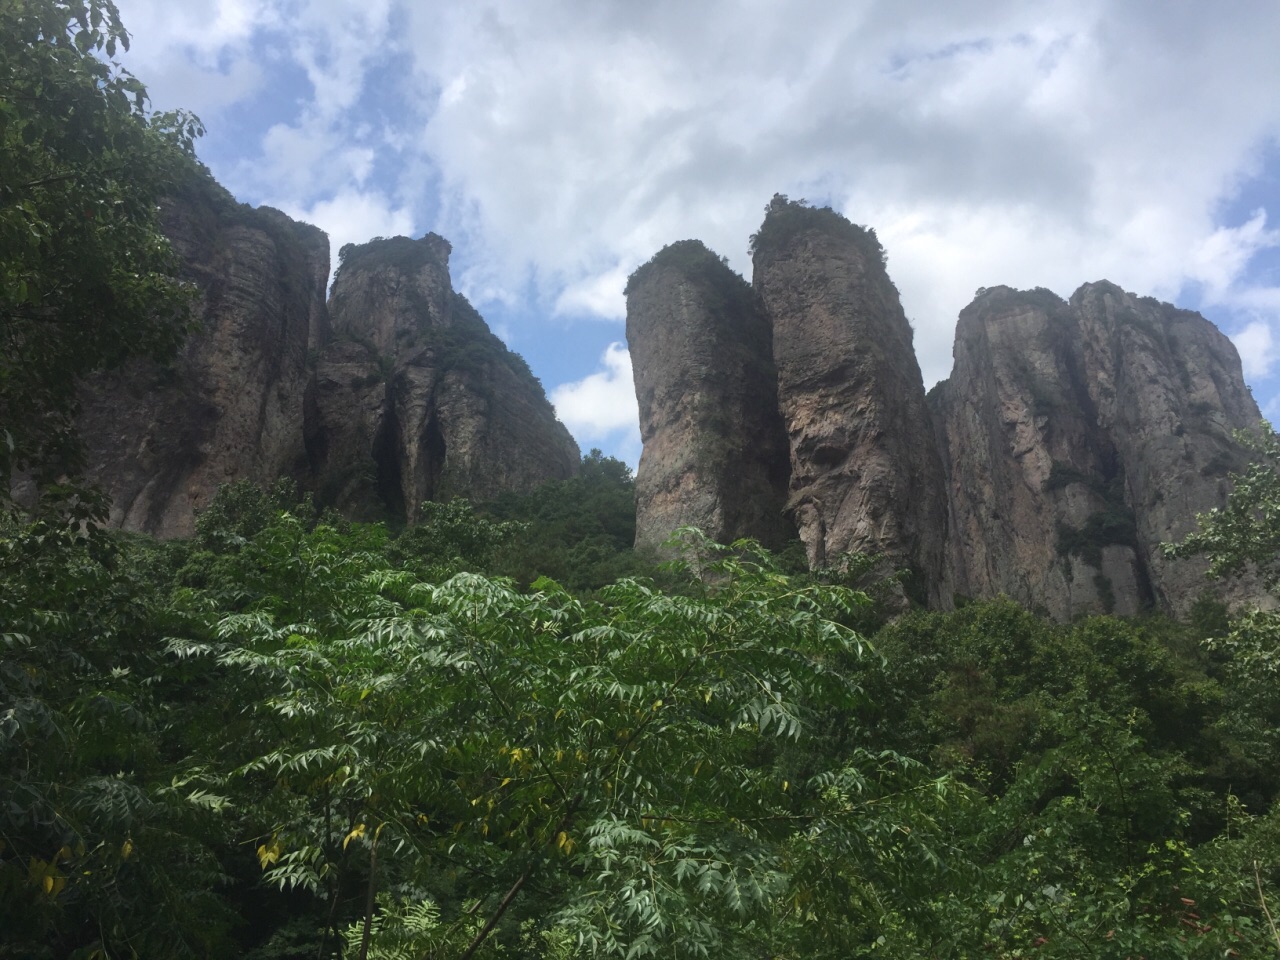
[309,234,580,523]
[751,198,951,603]
[626,240,793,552]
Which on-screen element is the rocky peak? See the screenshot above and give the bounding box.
[329,235,455,359]
[932,280,1264,618]
[625,240,792,551]
[74,174,578,535]
[751,197,952,603]
[307,235,579,523]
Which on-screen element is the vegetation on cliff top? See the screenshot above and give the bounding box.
[748,193,888,268]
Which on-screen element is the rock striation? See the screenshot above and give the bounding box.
[625,240,792,551]
[78,175,329,537]
[751,197,952,604]
[930,282,1264,618]
[307,235,579,522]
[628,197,1265,617]
[76,173,578,535]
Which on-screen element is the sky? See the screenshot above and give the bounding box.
[108,0,1280,466]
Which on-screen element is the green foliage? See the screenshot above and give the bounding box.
[482,449,646,591]
[1168,422,1280,587]
[0,512,235,958]
[0,0,203,496]
[748,193,888,268]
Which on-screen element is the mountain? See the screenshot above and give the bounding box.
[752,197,952,605]
[931,281,1264,618]
[75,173,578,536]
[625,240,792,551]
[308,235,580,523]
[628,198,1266,617]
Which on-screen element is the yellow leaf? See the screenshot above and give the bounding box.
[257,838,282,868]
[120,838,134,861]
[652,699,663,711]
[555,749,564,763]
[343,824,366,851]
[783,781,789,792]
[43,875,53,894]
[500,777,512,788]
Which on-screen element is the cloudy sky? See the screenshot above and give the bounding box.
[110,0,1280,465]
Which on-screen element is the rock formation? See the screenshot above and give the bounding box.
[628,198,1265,617]
[625,240,792,551]
[76,174,578,535]
[78,175,329,537]
[307,236,579,522]
[750,197,953,604]
[930,282,1263,618]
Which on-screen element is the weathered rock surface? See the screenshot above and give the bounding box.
[931,282,1263,618]
[77,177,578,534]
[626,241,793,551]
[628,196,1266,617]
[307,236,579,522]
[752,198,952,604]
[78,175,329,537]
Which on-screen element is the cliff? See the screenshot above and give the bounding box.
[750,197,953,603]
[628,198,1265,618]
[76,175,578,534]
[625,240,792,551]
[930,282,1263,618]
[307,235,580,522]
[77,175,328,537]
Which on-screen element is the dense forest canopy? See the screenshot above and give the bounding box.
[4,3,1280,959]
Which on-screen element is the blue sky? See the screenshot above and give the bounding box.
[110,0,1280,466]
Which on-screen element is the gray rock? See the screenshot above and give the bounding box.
[752,198,952,604]
[627,241,793,552]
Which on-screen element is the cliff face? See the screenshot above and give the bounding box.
[77,177,578,535]
[306,236,579,522]
[751,199,952,603]
[628,197,1264,617]
[625,241,793,551]
[931,282,1262,618]
[78,176,329,537]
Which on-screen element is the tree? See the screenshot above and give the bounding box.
[167,523,958,958]
[0,0,203,499]
[1167,422,1280,588]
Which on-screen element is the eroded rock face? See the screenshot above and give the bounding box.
[932,282,1263,618]
[626,241,793,551]
[78,178,578,534]
[308,236,579,522]
[78,175,329,537]
[752,199,952,604]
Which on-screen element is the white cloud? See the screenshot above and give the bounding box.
[550,343,640,449]
[281,189,415,276]
[1189,210,1280,303]
[554,266,630,320]
[1232,320,1280,380]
